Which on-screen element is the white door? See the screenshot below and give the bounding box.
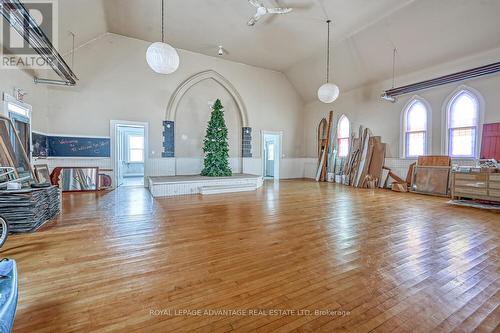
[116,126,125,187]
[265,139,275,177]
[262,133,281,180]
[111,120,149,189]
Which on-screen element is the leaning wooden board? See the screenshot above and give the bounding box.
[354,128,370,187]
[417,156,451,166]
[315,148,327,181]
[317,118,327,160]
[347,137,360,185]
[320,111,334,181]
[412,166,451,196]
[348,127,364,185]
[359,136,374,187]
[358,136,378,188]
[367,137,386,186]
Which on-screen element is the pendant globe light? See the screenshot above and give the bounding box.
[317,20,339,103]
[146,0,179,74]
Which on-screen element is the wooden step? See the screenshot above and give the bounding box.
[200,184,257,195]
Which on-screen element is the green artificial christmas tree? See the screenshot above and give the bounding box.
[200,99,233,177]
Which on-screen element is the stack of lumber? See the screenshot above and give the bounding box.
[343,127,387,188]
[0,186,60,233]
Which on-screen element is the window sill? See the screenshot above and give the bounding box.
[450,157,477,161]
[395,157,418,160]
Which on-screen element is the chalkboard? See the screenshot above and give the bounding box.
[48,136,110,157]
[32,132,49,158]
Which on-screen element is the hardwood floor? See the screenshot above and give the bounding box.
[2,180,499,332]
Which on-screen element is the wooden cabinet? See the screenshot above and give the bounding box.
[451,171,500,202]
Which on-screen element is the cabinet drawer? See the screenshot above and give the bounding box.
[489,181,500,190]
[454,173,487,181]
[489,189,500,197]
[454,180,487,188]
[489,174,500,182]
[454,187,488,196]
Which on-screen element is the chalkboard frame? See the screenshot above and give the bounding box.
[31,133,111,158]
[47,135,111,158]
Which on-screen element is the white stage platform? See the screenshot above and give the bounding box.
[148,174,264,197]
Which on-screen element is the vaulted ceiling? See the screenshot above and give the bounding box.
[102,0,409,71]
[56,0,500,103]
[286,0,500,101]
[57,0,108,55]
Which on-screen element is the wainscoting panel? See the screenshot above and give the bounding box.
[384,158,416,180]
[174,158,242,175]
[303,158,319,179]
[281,158,317,179]
[145,158,176,177]
[242,158,261,176]
[243,158,317,179]
[35,158,113,170]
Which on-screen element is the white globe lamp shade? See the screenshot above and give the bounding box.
[318,83,340,103]
[146,42,180,74]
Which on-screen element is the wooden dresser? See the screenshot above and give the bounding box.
[451,171,500,202]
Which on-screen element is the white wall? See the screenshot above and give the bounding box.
[285,0,500,103]
[175,79,241,160]
[0,0,108,135]
[0,68,49,133]
[40,33,308,178]
[1,33,310,180]
[303,46,500,159]
[0,0,110,135]
[46,33,304,157]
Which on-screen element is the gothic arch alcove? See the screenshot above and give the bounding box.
[165,70,249,175]
[166,70,248,126]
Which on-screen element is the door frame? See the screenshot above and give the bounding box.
[3,93,33,162]
[261,130,282,180]
[110,120,149,188]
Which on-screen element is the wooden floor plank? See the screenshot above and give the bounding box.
[1,180,498,333]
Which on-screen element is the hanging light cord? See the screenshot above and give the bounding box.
[392,47,397,89]
[317,0,329,21]
[161,0,164,43]
[70,31,75,70]
[326,20,331,84]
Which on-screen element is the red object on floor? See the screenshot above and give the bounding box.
[50,167,62,187]
[480,123,500,160]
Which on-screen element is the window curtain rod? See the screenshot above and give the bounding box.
[0,0,78,85]
[382,61,500,101]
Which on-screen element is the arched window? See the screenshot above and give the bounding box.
[337,115,350,157]
[403,99,429,158]
[446,90,479,158]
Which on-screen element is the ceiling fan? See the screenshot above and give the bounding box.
[247,0,293,26]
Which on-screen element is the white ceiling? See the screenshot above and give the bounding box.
[102,0,411,71]
[286,0,500,101]
[58,0,108,54]
[55,0,500,103]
